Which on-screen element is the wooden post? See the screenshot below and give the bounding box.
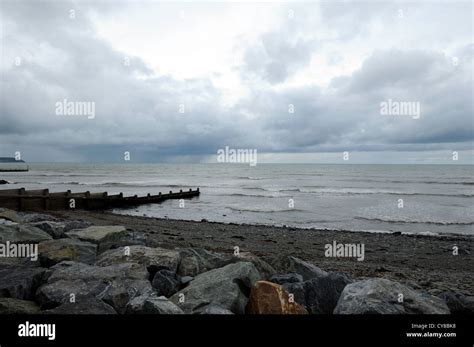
[43,189,50,210]
[103,192,108,209]
[85,191,90,210]
[66,190,71,210]
[18,188,25,211]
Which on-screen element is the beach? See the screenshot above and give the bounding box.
[54,210,474,297]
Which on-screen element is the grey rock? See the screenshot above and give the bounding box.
[180,276,194,286]
[65,226,127,245]
[97,246,180,276]
[126,293,183,314]
[0,298,40,314]
[0,208,21,223]
[38,238,97,267]
[170,262,261,314]
[28,221,66,239]
[19,213,58,223]
[63,220,92,232]
[439,291,474,314]
[266,256,327,281]
[97,279,153,313]
[177,249,275,279]
[334,278,450,314]
[43,295,117,314]
[282,282,306,310]
[152,269,181,297]
[36,261,151,313]
[0,224,52,243]
[0,256,42,267]
[270,273,304,285]
[229,252,276,279]
[177,248,230,277]
[307,272,352,314]
[98,231,148,252]
[0,264,50,300]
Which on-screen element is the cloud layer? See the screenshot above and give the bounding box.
[0,0,472,163]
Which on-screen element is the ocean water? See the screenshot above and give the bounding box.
[2,163,473,235]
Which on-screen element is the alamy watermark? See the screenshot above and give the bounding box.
[0,242,38,261]
[18,321,55,341]
[380,98,420,119]
[325,241,365,261]
[217,146,258,166]
[55,98,95,119]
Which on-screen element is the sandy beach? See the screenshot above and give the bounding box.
[53,210,474,297]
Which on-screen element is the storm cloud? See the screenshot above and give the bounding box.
[0,0,472,163]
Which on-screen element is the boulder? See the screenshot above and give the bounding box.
[285,272,352,314]
[0,224,52,243]
[0,298,40,314]
[126,293,183,314]
[230,252,276,279]
[180,276,194,286]
[0,208,21,223]
[270,273,303,285]
[19,213,58,223]
[334,278,450,314]
[0,256,41,266]
[65,226,127,245]
[36,261,151,313]
[281,282,306,311]
[266,256,327,281]
[152,269,181,297]
[97,279,153,313]
[63,220,92,233]
[97,246,180,276]
[177,249,275,279]
[177,248,230,277]
[247,281,308,314]
[29,221,66,239]
[98,231,148,252]
[43,295,117,314]
[38,239,97,267]
[170,262,261,314]
[439,291,474,314]
[0,264,50,300]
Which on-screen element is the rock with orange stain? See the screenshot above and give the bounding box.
[247,280,308,314]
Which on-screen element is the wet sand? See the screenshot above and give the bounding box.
[54,210,474,297]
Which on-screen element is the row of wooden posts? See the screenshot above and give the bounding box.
[0,188,200,211]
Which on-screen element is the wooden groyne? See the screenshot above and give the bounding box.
[0,188,200,211]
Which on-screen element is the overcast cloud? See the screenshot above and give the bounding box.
[0,0,472,163]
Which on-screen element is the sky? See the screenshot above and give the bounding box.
[0,0,473,164]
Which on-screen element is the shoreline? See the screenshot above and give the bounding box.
[110,209,474,238]
[52,210,474,297]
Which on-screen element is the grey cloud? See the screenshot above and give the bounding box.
[0,1,472,163]
[241,31,317,84]
[233,47,473,153]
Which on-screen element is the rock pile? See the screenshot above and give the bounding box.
[0,208,470,315]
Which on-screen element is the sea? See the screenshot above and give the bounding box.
[2,163,473,236]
